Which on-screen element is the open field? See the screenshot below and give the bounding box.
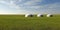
[0,14,60,30]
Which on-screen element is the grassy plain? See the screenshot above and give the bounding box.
[0,14,60,30]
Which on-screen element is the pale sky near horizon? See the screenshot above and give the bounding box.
[0,0,60,14]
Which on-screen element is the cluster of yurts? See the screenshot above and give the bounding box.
[25,14,53,17]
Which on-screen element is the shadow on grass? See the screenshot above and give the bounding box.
[0,26,59,30]
[11,27,34,30]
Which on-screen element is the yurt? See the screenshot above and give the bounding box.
[47,14,53,17]
[37,14,43,17]
[25,14,33,17]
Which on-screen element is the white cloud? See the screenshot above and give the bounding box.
[0,0,42,9]
[0,0,60,14]
[22,0,42,6]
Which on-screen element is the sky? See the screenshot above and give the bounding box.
[0,0,60,14]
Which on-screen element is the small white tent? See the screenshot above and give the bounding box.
[37,14,43,17]
[47,14,53,17]
[25,14,33,17]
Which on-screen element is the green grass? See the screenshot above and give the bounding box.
[0,15,60,30]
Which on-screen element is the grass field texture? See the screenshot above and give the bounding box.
[0,15,60,30]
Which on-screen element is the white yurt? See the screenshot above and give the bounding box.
[37,14,43,17]
[25,14,33,17]
[47,14,53,17]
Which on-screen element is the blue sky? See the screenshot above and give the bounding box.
[0,0,60,14]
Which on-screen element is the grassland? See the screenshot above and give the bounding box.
[0,15,60,30]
